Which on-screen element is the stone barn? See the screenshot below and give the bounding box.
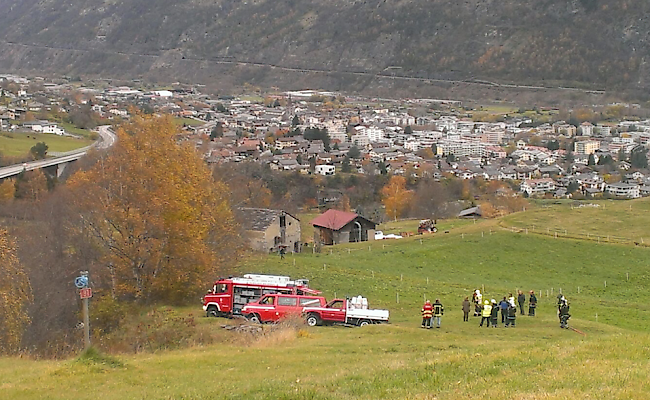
[311,209,376,246]
[239,208,301,253]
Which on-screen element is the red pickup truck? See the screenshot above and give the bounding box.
[241,293,326,323]
[302,297,390,327]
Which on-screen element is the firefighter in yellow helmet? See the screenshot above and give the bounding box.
[479,300,492,327]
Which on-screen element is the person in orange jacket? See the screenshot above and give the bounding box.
[421,300,433,329]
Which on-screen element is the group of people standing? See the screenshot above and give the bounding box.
[421,289,572,330]
[420,299,444,329]
[461,289,538,328]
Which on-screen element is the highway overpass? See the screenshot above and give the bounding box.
[0,126,116,180]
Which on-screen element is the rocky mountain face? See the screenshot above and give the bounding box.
[0,0,649,93]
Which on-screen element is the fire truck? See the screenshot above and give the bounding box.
[202,274,321,317]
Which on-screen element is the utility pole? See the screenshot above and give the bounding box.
[83,292,90,349]
[75,271,92,350]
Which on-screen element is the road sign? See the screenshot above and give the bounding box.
[79,288,92,299]
[75,275,89,288]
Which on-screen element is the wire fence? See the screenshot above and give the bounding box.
[498,222,649,247]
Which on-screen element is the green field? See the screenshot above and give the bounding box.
[378,218,476,235]
[57,122,98,140]
[502,199,650,245]
[173,117,205,127]
[0,132,94,157]
[3,201,650,399]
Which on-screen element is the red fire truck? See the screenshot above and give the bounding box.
[202,274,321,317]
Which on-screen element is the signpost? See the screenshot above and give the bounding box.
[75,271,91,350]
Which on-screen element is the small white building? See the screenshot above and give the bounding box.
[153,90,174,98]
[605,182,640,199]
[580,122,594,136]
[596,125,611,136]
[23,120,65,135]
[108,109,129,117]
[329,131,348,143]
[315,164,336,176]
[520,178,556,197]
[351,134,370,147]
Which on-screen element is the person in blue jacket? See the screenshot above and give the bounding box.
[498,297,509,323]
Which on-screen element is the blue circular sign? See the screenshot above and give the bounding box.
[74,276,88,289]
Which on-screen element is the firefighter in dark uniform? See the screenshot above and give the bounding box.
[489,299,499,328]
[559,296,571,329]
[528,290,538,316]
[432,299,444,328]
[505,303,517,327]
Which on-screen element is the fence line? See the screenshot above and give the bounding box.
[498,221,648,247]
[314,222,647,261]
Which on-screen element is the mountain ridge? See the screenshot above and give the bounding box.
[0,0,648,94]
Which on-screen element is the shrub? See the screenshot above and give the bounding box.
[90,296,129,336]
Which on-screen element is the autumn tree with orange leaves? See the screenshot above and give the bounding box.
[68,115,241,303]
[0,229,32,353]
[381,176,413,221]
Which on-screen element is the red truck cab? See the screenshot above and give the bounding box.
[241,293,326,323]
[307,299,347,324]
[302,296,390,327]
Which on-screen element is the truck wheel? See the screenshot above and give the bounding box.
[248,314,262,324]
[432,227,438,233]
[206,306,219,318]
[306,313,321,327]
[359,320,371,327]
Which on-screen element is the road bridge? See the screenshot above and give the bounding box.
[0,125,116,180]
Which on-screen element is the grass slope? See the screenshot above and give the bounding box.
[250,221,650,331]
[173,117,205,128]
[502,199,650,245]
[3,322,649,400]
[0,132,94,157]
[3,204,650,399]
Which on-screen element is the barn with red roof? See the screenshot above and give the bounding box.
[310,209,377,246]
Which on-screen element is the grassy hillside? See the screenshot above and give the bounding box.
[502,199,650,245]
[3,201,650,398]
[249,220,650,331]
[0,132,94,157]
[173,117,205,128]
[2,321,648,400]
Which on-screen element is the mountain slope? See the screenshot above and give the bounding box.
[0,0,648,91]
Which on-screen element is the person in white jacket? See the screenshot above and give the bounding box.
[472,289,483,316]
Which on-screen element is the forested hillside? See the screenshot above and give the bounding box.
[0,0,648,91]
